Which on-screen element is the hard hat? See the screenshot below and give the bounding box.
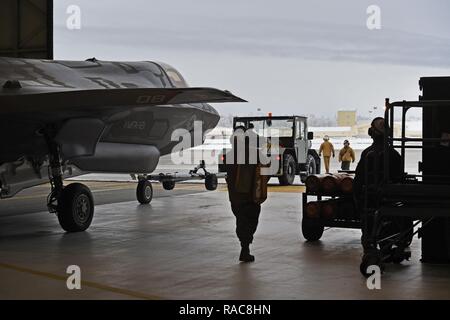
[323,135,330,141]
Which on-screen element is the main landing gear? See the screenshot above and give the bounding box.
[46,132,94,232]
[135,161,220,205]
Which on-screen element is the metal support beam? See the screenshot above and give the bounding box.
[0,0,53,59]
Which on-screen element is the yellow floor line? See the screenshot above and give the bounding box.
[217,186,305,193]
[0,262,164,300]
[268,186,306,193]
[3,183,305,201]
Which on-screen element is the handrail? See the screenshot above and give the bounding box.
[383,98,450,184]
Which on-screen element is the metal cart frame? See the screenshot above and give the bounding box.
[360,99,450,276]
[301,185,360,242]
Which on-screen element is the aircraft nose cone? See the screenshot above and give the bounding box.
[204,111,220,131]
[202,104,220,130]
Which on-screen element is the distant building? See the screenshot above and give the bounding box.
[337,110,357,127]
[310,126,358,138]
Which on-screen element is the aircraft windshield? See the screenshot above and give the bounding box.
[157,62,188,88]
[234,119,294,138]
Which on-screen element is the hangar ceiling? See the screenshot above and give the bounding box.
[0,0,53,59]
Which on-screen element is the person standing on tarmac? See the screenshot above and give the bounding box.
[338,139,356,170]
[319,135,335,173]
[225,126,268,263]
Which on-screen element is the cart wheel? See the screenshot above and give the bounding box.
[391,247,411,264]
[360,251,383,277]
[136,180,153,204]
[301,218,324,241]
[162,181,175,190]
[205,174,218,191]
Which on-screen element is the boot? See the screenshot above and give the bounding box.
[239,244,255,262]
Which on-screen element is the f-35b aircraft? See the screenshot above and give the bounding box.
[0,57,244,232]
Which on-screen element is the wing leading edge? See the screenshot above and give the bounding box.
[0,87,247,114]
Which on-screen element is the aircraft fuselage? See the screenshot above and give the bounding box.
[0,57,228,198]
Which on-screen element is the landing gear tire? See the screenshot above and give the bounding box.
[137,180,153,204]
[57,183,94,232]
[301,218,324,241]
[205,174,218,191]
[300,155,317,183]
[278,154,296,186]
[162,181,175,191]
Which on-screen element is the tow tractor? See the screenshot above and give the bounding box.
[218,115,320,185]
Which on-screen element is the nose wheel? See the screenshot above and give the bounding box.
[44,130,94,232]
[57,183,95,232]
[205,173,218,191]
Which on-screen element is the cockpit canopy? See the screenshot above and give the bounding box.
[155,62,189,88]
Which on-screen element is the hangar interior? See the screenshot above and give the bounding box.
[1,1,450,300]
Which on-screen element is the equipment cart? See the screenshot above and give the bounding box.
[360,99,450,276]
[301,172,360,241]
[133,161,223,204]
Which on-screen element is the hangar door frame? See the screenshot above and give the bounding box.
[0,0,53,59]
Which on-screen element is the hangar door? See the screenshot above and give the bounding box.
[0,0,53,59]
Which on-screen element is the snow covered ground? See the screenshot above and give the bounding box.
[75,125,422,182]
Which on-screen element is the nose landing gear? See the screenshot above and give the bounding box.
[56,183,94,232]
[45,130,94,232]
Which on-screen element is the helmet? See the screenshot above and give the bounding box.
[323,135,330,141]
[343,139,349,145]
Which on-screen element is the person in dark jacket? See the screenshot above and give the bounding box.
[225,126,267,262]
[353,117,411,252]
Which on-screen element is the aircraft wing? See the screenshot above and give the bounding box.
[0,87,246,114]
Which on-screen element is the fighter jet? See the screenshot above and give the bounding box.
[0,57,245,232]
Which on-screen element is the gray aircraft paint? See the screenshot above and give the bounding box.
[0,57,244,197]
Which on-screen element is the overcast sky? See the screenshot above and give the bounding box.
[53,0,450,118]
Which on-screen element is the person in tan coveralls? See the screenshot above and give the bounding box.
[319,135,335,173]
[338,139,356,170]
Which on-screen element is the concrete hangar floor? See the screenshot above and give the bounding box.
[1,181,450,300]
